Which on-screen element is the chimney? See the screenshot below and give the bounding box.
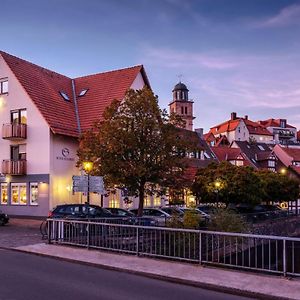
[231,112,237,120]
[244,115,248,120]
[195,128,203,138]
[280,119,286,128]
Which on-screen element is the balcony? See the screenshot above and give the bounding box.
[2,160,27,175]
[2,123,27,140]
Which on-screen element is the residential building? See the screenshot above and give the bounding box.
[208,112,273,144]
[0,51,149,216]
[211,147,249,167]
[231,141,277,172]
[273,145,300,180]
[258,118,297,144]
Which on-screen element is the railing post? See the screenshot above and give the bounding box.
[136,227,139,256]
[87,221,90,249]
[47,220,52,244]
[283,239,287,277]
[199,231,202,264]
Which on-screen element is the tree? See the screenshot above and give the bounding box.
[257,170,299,203]
[77,87,195,216]
[191,162,262,206]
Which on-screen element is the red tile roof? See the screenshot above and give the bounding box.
[211,147,243,161]
[281,147,300,162]
[0,51,148,137]
[75,66,147,131]
[291,166,300,175]
[209,117,272,136]
[258,118,295,129]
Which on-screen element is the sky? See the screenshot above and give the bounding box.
[1,0,300,132]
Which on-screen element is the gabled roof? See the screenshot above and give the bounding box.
[258,118,296,129]
[280,147,300,162]
[209,116,272,136]
[233,141,274,169]
[0,51,78,137]
[0,51,148,137]
[75,65,147,131]
[211,147,244,162]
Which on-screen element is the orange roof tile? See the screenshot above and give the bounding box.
[258,118,295,129]
[211,147,242,161]
[281,147,300,162]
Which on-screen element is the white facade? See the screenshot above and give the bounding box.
[0,52,149,216]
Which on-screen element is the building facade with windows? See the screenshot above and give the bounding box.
[0,51,150,216]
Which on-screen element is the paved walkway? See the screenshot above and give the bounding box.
[15,243,300,300]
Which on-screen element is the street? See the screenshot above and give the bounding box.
[0,250,252,300]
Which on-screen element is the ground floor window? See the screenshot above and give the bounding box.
[30,182,38,205]
[11,183,27,205]
[0,183,8,205]
[109,194,119,208]
[153,196,161,206]
[144,195,151,207]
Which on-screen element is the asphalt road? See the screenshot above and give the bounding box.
[0,250,253,300]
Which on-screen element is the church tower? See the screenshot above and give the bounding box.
[169,82,195,131]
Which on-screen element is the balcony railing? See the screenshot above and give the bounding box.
[2,160,27,175]
[2,123,27,140]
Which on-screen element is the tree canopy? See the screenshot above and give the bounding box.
[191,162,299,206]
[77,87,196,215]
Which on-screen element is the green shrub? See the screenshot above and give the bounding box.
[208,208,248,233]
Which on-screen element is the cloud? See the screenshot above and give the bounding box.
[143,47,239,70]
[256,4,300,28]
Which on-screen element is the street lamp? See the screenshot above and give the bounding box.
[83,161,93,205]
[214,180,221,206]
[280,168,287,175]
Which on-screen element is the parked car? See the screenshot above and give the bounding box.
[105,207,158,226]
[130,208,171,226]
[104,207,135,217]
[178,207,210,220]
[49,204,113,219]
[160,207,184,217]
[0,210,9,226]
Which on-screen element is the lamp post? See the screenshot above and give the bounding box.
[214,180,221,206]
[83,161,93,205]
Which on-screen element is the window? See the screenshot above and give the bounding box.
[109,194,119,208]
[153,196,161,206]
[258,145,265,151]
[78,89,88,97]
[30,182,38,205]
[11,109,27,124]
[185,107,187,114]
[181,107,184,115]
[11,183,27,205]
[59,91,70,101]
[0,78,8,94]
[204,152,211,159]
[11,144,26,160]
[0,183,8,205]
[236,160,244,166]
[268,160,275,167]
[144,196,151,207]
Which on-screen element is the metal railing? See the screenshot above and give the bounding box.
[2,159,27,175]
[46,218,300,277]
[2,123,27,140]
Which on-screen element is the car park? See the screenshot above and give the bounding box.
[0,210,9,226]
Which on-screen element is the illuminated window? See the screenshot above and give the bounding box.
[0,78,8,94]
[268,160,275,167]
[153,196,161,207]
[144,196,151,207]
[11,183,27,205]
[30,182,38,205]
[0,183,8,205]
[109,194,119,208]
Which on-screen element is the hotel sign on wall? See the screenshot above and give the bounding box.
[56,147,75,161]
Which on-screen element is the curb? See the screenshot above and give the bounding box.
[1,246,295,300]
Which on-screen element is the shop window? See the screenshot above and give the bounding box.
[11,183,27,205]
[0,183,8,205]
[30,182,38,205]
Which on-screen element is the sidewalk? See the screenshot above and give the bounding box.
[14,243,300,300]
